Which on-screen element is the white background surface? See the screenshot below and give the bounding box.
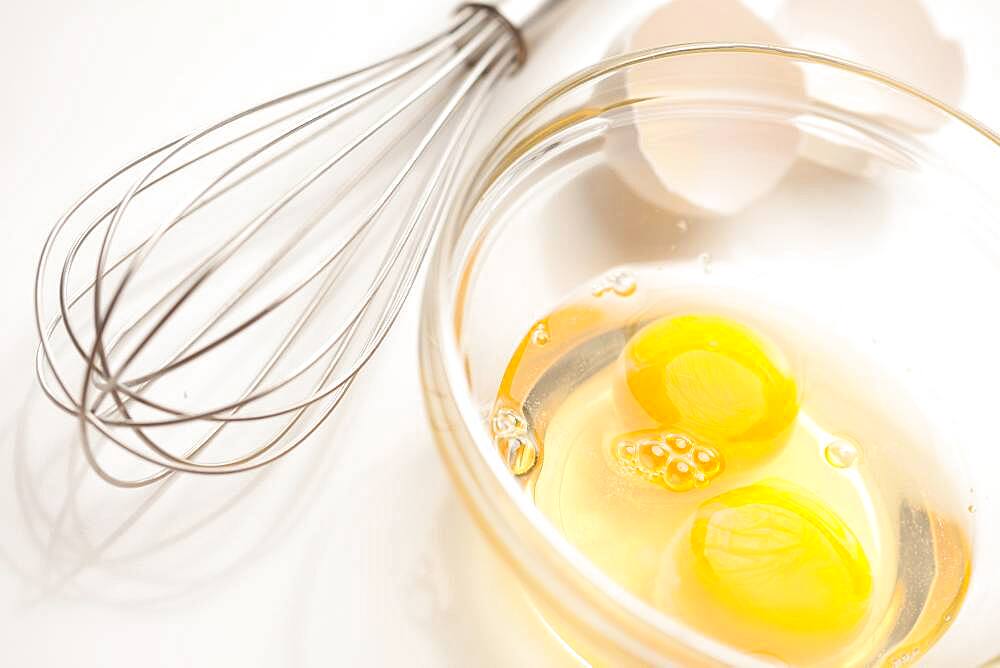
[1,1,999,666]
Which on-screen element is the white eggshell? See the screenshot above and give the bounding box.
[775,0,965,132]
[605,0,807,218]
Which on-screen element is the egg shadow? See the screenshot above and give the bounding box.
[538,163,694,282]
[741,158,893,249]
[538,155,891,284]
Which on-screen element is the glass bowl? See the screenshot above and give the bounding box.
[419,43,1000,666]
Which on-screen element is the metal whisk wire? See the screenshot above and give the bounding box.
[33,2,562,486]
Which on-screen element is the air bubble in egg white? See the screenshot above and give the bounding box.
[824,438,859,468]
[699,252,713,274]
[593,270,637,297]
[530,323,551,346]
[502,435,538,476]
[492,407,526,436]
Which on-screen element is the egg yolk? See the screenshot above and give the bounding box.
[618,314,798,474]
[689,481,873,633]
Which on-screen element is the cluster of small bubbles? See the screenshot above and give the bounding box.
[890,647,920,668]
[530,322,550,346]
[491,406,537,476]
[492,407,526,435]
[614,431,723,492]
[592,270,637,298]
[824,437,859,469]
[699,252,713,274]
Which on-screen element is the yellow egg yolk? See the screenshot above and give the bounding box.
[617,314,798,478]
[689,480,873,634]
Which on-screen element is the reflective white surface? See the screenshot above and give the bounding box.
[1,0,998,665]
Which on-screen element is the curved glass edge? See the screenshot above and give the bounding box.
[419,42,1000,666]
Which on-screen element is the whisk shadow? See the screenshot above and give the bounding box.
[3,379,349,610]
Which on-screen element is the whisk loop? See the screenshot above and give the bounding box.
[34,2,565,486]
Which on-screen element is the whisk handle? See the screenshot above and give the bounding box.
[468,0,569,29]
[461,0,571,63]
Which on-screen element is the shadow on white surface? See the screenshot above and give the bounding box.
[0,364,350,611]
[284,440,576,667]
[0,313,576,666]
